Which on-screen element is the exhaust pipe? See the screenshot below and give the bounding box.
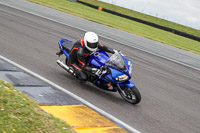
[56,60,74,74]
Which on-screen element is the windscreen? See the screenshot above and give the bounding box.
[108,52,126,70]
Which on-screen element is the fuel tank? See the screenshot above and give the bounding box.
[88,51,109,68]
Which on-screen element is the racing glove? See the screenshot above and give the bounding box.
[92,68,102,75]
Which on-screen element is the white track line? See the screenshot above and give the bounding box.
[0,55,141,133]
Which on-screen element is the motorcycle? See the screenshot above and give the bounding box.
[56,38,141,104]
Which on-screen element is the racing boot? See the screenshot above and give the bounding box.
[56,50,63,57]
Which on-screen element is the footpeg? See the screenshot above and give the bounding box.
[56,51,63,56]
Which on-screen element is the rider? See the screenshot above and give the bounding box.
[58,31,115,82]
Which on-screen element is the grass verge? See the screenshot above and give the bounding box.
[81,0,200,38]
[27,0,200,55]
[0,79,74,133]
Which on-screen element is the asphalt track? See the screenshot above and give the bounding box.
[0,3,200,133]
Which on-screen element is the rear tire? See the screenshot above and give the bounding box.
[117,85,141,104]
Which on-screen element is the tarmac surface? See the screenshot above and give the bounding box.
[0,1,200,133]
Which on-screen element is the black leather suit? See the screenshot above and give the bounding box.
[67,38,114,82]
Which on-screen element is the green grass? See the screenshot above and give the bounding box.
[27,0,200,55]
[0,79,74,133]
[81,0,200,38]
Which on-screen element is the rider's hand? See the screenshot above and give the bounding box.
[92,68,102,75]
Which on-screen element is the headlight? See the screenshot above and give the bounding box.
[129,63,132,74]
[115,74,129,81]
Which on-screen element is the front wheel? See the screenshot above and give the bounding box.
[117,84,141,104]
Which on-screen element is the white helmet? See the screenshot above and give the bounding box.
[84,32,99,51]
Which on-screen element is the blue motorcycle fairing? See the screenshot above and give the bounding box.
[119,80,135,88]
[100,68,129,84]
[109,67,130,79]
[89,51,109,68]
[89,50,132,82]
[108,55,132,81]
[101,73,113,82]
[122,55,132,70]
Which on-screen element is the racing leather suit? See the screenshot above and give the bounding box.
[67,38,114,82]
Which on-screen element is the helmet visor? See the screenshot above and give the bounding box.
[87,41,98,49]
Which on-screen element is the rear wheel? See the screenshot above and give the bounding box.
[117,85,141,104]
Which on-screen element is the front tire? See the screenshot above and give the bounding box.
[117,85,141,104]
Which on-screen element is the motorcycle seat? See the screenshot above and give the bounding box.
[61,39,74,53]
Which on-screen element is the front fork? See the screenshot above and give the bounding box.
[115,80,135,91]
